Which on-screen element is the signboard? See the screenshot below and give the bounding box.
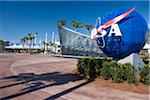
[91,7,148,60]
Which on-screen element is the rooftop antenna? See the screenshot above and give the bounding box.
[52,32,54,43]
[34,27,38,45]
[44,33,48,53]
[39,38,41,45]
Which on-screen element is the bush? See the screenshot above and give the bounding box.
[112,64,124,83]
[88,58,97,78]
[77,58,148,85]
[121,63,132,81]
[111,63,137,84]
[77,57,102,79]
[77,58,85,75]
[101,61,112,80]
[139,64,150,85]
[127,73,137,84]
[95,64,101,76]
[94,59,103,76]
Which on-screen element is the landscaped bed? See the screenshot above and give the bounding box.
[76,57,150,94]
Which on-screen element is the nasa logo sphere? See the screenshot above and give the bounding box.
[91,8,148,60]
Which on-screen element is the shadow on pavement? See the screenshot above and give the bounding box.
[0,72,86,100]
[1,76,18,80]
[44,79,94,100]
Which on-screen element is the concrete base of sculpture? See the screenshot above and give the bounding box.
[118,53,145,68]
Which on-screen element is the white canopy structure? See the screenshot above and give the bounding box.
[5,43,42,50]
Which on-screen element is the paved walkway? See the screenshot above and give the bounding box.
[0,54,149,100]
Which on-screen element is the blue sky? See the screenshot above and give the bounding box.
[0,0,149,43]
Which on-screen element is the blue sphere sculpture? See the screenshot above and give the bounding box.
[95,9,148,60]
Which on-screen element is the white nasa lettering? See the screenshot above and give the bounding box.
[108,23,122,36]
[97,26,107,37]
[96,23,122,38]
[91,23,122,39]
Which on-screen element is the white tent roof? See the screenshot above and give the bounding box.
[143,43,150,49]
[5,43,42,49]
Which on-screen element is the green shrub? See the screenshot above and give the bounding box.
[94,59,103,76]
[101,61,112,80]
[127,73,137,84]
[88,58,97,78]
[142,74,150,85]
[111,63,137,84]
[139,64,150,85]
[77,58,148,86]
[77,57,102,79]
[77,58,84,75]
[122,64,137,84]
[122,63,132,80]
[112,64,124,83]
[95,64,101,76]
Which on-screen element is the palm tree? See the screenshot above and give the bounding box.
[31,36,35,48]
[24,36,28,53]
[0,39,5,52]
[57,19,66,26]
[24,36,28,44]
[21,36,28,53]
[4,41,10,46]
[71,21,83,31]
[0,39,5,47]
[43,42,49,53]
[50,42,57,53]
[35,32,38,44]
[27,32,34,53]
[28,32,32,48]
[21,37,25,52]
[78,22,83,32]
[85,25,92,35]
[71,21,77,31]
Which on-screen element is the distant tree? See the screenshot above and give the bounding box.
[28,32,32,37]
[78,22,83,28]
[0,40,10,52]
[4,41,10,46]
[21,37,26,47]
[78,22,83,31]
[31,36,35,48]
[0,39,4,46]
[50,42,57,53]
[35,32,38,44]
[28,32,32,47]
[24,36,28,45]
[71,21,83,31]
[0,39,5,51]
[20,36,28,52]
[85,25,92,34]
[28,32,36,53]
[57,19,66,26]
[43,42,49,53]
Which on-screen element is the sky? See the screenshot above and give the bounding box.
[0,0,149,43]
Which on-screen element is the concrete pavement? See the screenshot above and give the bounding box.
[0,53,149,100]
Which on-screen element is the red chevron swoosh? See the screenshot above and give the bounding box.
[95,7,136,36]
